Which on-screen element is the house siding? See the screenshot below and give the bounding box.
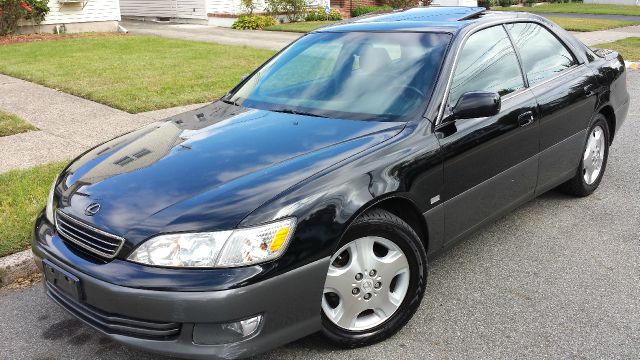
[176,0,207,18]
[120,0,207,19]
[207,0,241,15]
[42,0,121,24]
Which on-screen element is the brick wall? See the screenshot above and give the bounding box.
[331,0,384,18]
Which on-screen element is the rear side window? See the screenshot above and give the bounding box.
[448,25,524,109]
[506,22,578,86]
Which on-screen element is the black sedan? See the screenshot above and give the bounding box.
[33,7,630,359]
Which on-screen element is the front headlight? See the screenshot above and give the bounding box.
[128,218,296,268]
[45,177,58,224]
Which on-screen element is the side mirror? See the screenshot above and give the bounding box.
[451,91,501,120]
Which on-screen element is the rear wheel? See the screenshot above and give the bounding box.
[559,114,610,197]
[321,209,427,347]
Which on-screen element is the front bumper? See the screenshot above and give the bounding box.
[32,217,330,359]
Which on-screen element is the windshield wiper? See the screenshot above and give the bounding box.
[221,97,240,106]
[271,108,327,118]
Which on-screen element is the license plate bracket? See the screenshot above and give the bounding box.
[43,260,82,302]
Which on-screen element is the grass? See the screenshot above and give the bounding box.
[262,16,640,34]
[264,21,336,33]
[0,36,275,113]
[594,37,640,61]
[0,110,36,137]
[548,17,640,32]
[493,3,640,16]
[0,162,66,258]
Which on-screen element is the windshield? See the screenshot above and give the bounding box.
[226,31,451,122]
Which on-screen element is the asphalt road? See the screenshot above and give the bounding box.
[1,72,638,360]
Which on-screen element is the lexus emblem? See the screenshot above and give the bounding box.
[84,203,101,216]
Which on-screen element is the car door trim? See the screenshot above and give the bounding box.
[439,152,539,245]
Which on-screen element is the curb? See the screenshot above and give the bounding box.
[0,248,38,287]
[626,61,639,71]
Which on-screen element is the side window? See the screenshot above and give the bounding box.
[448,25,524,110]
[506,22,578,86]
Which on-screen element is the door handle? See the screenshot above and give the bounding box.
[518,111,535,127]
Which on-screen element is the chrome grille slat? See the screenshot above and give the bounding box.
[55,210,125,259]
[57,218,120,248]
[57,227,117,254]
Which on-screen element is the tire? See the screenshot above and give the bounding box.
[558,113,610,197]
[320,208,427,348]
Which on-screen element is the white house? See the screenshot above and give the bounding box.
[20,0,121,34]
[119,0,266,26]
[119,0,340,26]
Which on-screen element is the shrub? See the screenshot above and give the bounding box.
[265,0,306,21]
[328,8,342,21]
[351,5,392,17]
[385,0,421,8]
[231,15,277,30]
[0,0,49,36]
[240,0,257,15]
[305,7,342,21]
[477,0,496,9]
[498,0,512,6]
[523,0,535,6]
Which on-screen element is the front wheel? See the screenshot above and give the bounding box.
[559,114,610,197]
[321,209,427,347]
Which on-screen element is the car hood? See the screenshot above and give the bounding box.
[56,102,404,245]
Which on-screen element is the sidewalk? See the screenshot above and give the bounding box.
[537,12,640,22]
[572,25,640,46]
[0,74,205,173]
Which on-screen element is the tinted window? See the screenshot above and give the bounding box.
[229,32,451,121]
[448,25,524,109]
[506,22,578,85]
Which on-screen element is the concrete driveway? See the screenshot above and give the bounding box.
[122,20,301,51]
[0,72,638,360]
[121,18,640,51]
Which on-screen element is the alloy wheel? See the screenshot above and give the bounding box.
[583,125,606,185]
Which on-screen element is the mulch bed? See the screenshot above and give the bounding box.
[0,32,128,46]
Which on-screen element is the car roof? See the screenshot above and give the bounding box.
[314,7,541,33]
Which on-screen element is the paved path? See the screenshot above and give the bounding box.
[0,74,205,174]
[571,25,640,46]
[122,20,301,51]
[121,18,640,49]
[538,11,640,22]
[0,71,638,359]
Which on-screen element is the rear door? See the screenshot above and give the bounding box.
[505,22,599,194]
[436,25,540,245]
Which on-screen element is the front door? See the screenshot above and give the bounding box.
[436,25,540,245]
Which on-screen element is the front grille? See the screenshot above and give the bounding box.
[55,210,125,259]
[46,282,181,339]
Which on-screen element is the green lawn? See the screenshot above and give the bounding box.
[548,16,640,32]
[264,21,336,33]
[494,3,640,16]
[0,110,36,137]
[594,37,640,61]
[263,16,639,34]
[0,36,275,113]
[0,162,66,258]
